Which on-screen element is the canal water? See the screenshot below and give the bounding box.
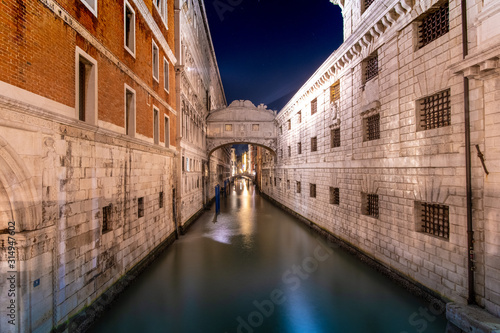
[90,179,448,333]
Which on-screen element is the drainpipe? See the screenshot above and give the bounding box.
[461,0,476,305]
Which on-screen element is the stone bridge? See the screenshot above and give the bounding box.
[207,100,277,155]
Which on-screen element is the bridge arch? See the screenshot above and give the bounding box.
[207,100,277,155]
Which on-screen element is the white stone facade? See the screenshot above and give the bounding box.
[175,0,228,227]
[260,0,500,317]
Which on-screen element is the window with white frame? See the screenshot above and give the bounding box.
[152,41,159,82]
[154,0,168,25]
[80,0,97,16]
[76,47,97,125]
[163,58,169,92]
[124,85,135,137]
[124,1,135,56]
[153,107,160,145]
[164,115,170,148]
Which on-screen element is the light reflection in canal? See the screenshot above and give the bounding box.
[90,179,447,333]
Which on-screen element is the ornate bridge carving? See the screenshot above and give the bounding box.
[207,100,277,155]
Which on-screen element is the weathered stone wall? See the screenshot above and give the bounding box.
[260,0,500,318]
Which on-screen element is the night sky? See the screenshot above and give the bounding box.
[205,0,344,112]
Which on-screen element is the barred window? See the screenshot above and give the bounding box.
[298,142,302,154]
[364,0,375,12]
[365,114,380,141]
[418,202,449,239]
[287,180,290,190]
[310,184,316,198]
[418,89,451,130]
[274,177,276,186]
[138,197,144,218]
[288,146,291,157]
[331,128,340,148]
[311,137,318,152]
[362,193,379,218]
[102,204,112,232]
[288,119,291,130]
[297,181,301,194]
[330,187,339,205]
[330,80,340,103]
[364,54,378,84]
[311,98,318,115]
[419,2,449,48]
[159,191,164,208]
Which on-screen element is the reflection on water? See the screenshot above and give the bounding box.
[90,179,447,333]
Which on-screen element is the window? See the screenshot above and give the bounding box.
[80,0,97,16]
[186,157,190,171]
[362,193,379,218]
[252,124,259,131]
[125,85,136,137]
[419,1,449,49]
[164,116,170,147]
[297,142,302,154]
[287,180,290,190]
[270,177,272,186]
[154,0,168,25]
[297,111,302,123]
[159,191,164,208]
[274,177,276,186]
[311,98,317,115]
[152,41,159,81]
[138,197,144,218]
[330,80,340,103]
[311,137,318,152]
[280,126,283,134]
[365,114,380,141]
[102,204,112,232]
[364,53,378,84]
[163,58,169,92]
[124,1,135,56]
[225,124,233,131]
[153,107,159,145]
[416,202,449,239]
[330,187,339,205]
[310,184,316,198]
[288,146,291,157]
[331,128,341,148]
[296,181,301,194]
[76,48,97,125]
[288,119,291,130]
[363,0,375,12]
[280,149,283,159]
[417,89,451,130]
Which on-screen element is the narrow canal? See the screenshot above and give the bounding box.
[90,179,448,333]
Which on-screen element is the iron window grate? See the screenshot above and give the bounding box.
[311,98,318,115]
[365,55,378,83]
[366,114,380,141]
[420,89,451,130]
[297,182,301,193]
[138,197,144,217]
[367,194,379,218]
[102,204,112,232]
[419,2,449,48]
[310,184,316,198]
[330,187,339,205]
[298,142,302,154]
[331,128,341,148]
[311,137,318,152]
[330,81,340,102]
[421,203,449,239]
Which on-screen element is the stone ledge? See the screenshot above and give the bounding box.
[447,303,500,333]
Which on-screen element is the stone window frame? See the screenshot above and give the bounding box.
[153,106,160,145]
[164,114,170,148]
[414,201,450,240]
[311,136,318,152]
[124,0,136,57]
[124,84,136,137]
[361,107,381,142]
[310,184,316,198]
[80,0,97,17]
[152,40,160,82]
[76,47,98,125]
[163,57,170,93]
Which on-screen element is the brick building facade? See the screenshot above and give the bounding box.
[259,0,500,320]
